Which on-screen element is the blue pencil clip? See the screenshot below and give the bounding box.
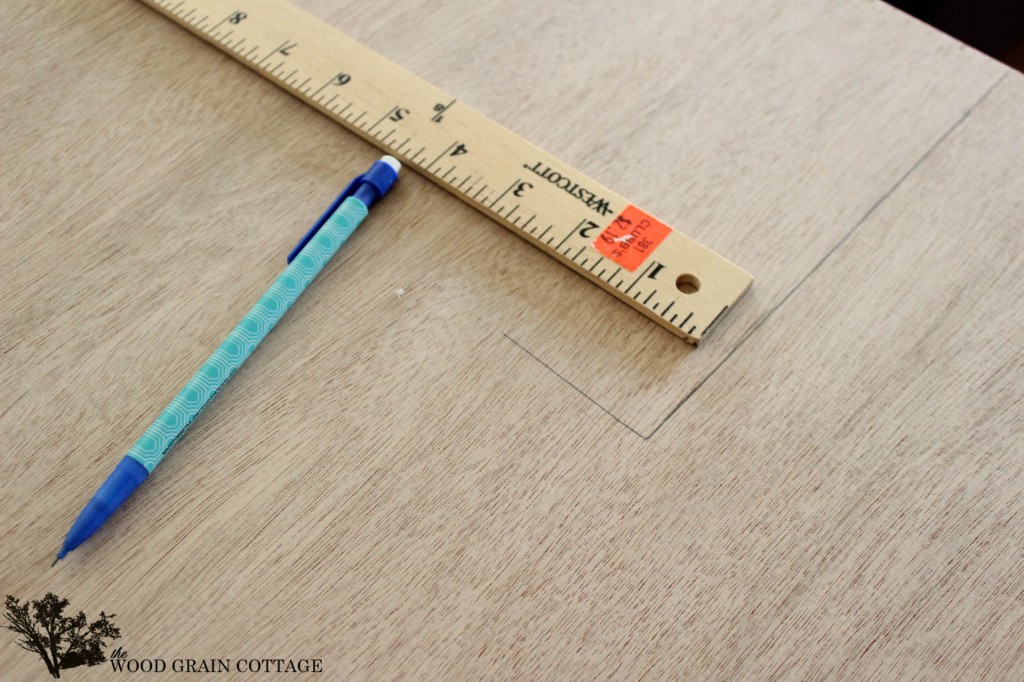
[287,158,399,263]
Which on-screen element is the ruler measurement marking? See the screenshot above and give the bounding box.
[702,305,729,335]
[431,99,456,122]
[139,0,751,344]
[426,143,456,171]
[311,78,332,98]
[618,262,651,294]
[369,107,397,133]
[260,42,287,66]
[210,16,228,31]
[556,219,586,250]
[489,179,520,208]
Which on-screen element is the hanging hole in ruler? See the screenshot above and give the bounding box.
[675,274,700,295]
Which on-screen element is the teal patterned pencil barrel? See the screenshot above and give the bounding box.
[129,196,368,471]
[55,156,401,562]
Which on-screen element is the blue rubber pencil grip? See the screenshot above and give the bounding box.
[57,456,149,558]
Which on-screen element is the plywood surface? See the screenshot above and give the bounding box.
[2,0,1022,679]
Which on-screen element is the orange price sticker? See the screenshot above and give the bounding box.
[592,205,672,272]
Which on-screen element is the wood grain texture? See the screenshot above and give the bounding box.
[1,0,1022,679]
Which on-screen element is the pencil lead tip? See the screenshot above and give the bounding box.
[51,555,61,567]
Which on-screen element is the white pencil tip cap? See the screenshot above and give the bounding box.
[380,156,401,174]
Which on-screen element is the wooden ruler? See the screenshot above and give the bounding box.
[140,0,752,344]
